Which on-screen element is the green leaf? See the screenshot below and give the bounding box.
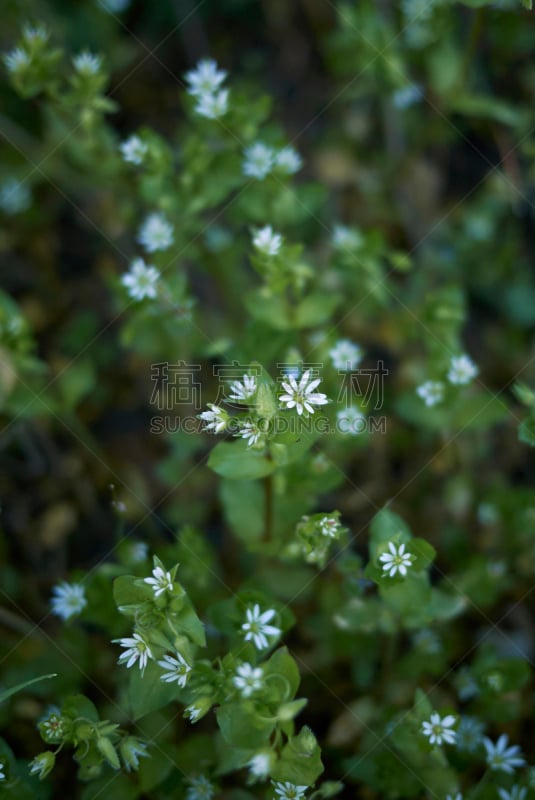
[522,0,532,10]
[216,703,275,749]
[264,648,301,700]
[519,412,535,446]
[271,726,324,785]
[220,479,264,543]
[208,440,276,480]
[170,599,206,647]
[113,575,154,609]
[410,538,436,572]
[62,695,100,723]
[0,673,57,705]
[128,659,181,721]
[369,508,412,561]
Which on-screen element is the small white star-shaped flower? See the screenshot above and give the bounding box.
[319,516,341,538]
[379,541,414,577]
[144,565,173,597]
[243,142,275,180]
[336,407,366,435]
[236,421,263,447]
[138,212,174,253]
[120,134,148,165]
[194,88,229,119]
[121,258,160,301]
[416,380,444,407]
[228,374,257,402]
[241,604,281,650]
[4,47,31,73]
[185,59,227,97]
[50,582,87,620]
[279,370,329,416]
[198,404,227,433]
[483,734,525,774]
[421,712,457,746]
[233,663,264,697]
[498,787,527,800]
[114,633,153,672]
[157,652,191,687]
[73,51,102,75]
[447,354,478,385]
[274,146,303,175]
[252,225,282,256]
[329,339,363,371]
[272,780,308,800]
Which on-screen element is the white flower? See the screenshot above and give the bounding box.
[157,653,191,687]
[248,752,271,779]
[253,225,282,256]
[416,380,444,407]
[445,794,462,800]
[194,89,229,119]
[332,224,363,251]
[279,370,329,416]
[129,541,149,563]
[29,752,54,779]
[4,47,31,73]
[329,339,363,371]
[483,734,525,774]
[38,707,64,742]
[498,787,527,800]
[144,565,173,597]
[138,212,174,253]
[228,375,257,403]
[448,354,478,385]
[50,582,87,620]
[121,737,149,772]
[336,407,366,435]
[236,421,263,447]
[184,705,201,723]
[241,604,281,650]
[0,762,6,781]
[421,712,457,746]
[455,716,484,753]
[114,633,153,672]
[243,142,275,180]
[22,25,49,44]
[378,542,414,577]
[73,51,102,75]
[186,775,214,800]
[0,178,31,214]
[121,258,160,301]
[275,146,303,174]
[120,134,148,165]
[185,59,227,97]
[392,84,423,109]
[272,780,308,800]
[233,663,264,697]
[318,516,341,538]
[412,628,441,655]
[199,404,227,433]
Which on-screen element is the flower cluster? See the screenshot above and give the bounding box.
[243,142,302,180]
[185,59,229,120]
[416,353,479,407]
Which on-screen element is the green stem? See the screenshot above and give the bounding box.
[461,7,485,85]
[263,472,274,543]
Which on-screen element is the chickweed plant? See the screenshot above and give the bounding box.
[1,1,535,799]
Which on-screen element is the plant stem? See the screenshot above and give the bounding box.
[263,473,274,542]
